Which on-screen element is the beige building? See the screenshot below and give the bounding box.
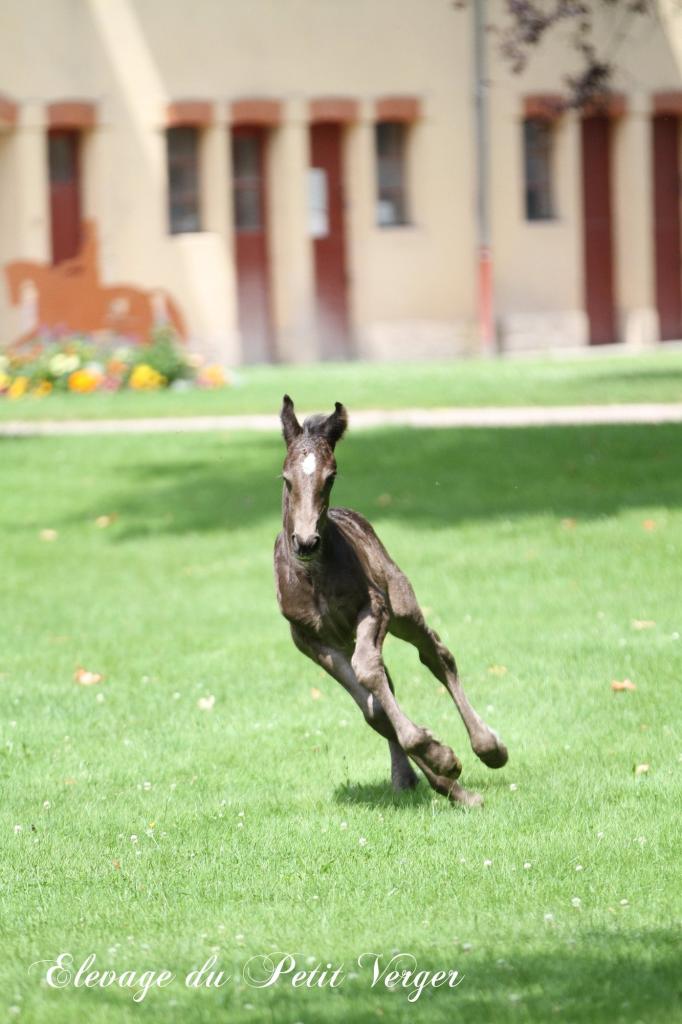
[1,0,682,363]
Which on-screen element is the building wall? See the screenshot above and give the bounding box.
[0,0,681,361]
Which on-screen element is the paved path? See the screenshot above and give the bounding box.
[2,403,682,436]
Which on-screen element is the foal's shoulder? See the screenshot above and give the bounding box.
[329,505,377,538]
[329,506,395,564]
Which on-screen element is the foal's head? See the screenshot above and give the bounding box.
[280,394,348,561]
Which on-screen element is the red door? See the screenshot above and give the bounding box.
[232,126,273,363]
[48,130,82,265]
[653,115,682,340]
[581,116,617,344]
[310,123,350,359]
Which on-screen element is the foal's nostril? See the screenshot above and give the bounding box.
[292,533,320,557]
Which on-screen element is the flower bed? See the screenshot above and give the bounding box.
[0,329,228,399]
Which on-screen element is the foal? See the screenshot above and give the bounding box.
[273,396,508,806]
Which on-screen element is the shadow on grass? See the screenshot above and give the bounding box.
[231,927,682,1024]
[81,422,682,539]
[333,778,434,808]
[139,926,679,1024]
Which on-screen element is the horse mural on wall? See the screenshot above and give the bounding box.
[4,221,186,349]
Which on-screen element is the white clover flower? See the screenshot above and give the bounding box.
[571,897,581,908]
[484,858,493,867]
[544,912,554,922]
[42,801,50,810]
[340,821,348,830]
[358,836,367,846]
[509,783,518,791]
[620,898,629,906]
[13,824,22,834]
[523,862,532,870]
[142,781,152,791]
[130,834,138,844]
[575,864,584,871]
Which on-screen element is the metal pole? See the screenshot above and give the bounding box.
[473,0,495,354]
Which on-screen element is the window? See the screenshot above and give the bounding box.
[375,121,409,226]
[232,130,264,232]
[167,126,201,234]
[523,117,555,221]
[48,130,81,264]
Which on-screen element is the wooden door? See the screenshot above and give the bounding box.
[232,126,273,363]
[581,115,617,345]
[653,114,682,340]
[310,123,350,359]
[48,130,81,265]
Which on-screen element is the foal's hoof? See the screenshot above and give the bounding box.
[474,732,509,769]
[414,737,462,780]
[446,782,484,808]
[392,766,419,792]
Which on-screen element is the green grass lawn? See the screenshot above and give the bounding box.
[1,420,681,1023]
[1,349,682,421]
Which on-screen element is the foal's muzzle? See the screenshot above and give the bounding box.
[292,532,321,560]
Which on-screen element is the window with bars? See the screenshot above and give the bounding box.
[375,121,409,227]
[523,117,555,221]
[167,126,201,234]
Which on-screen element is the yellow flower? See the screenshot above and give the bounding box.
[68,369,100,393]
[31,380,53,398]
[199,364,227,389]
[129,364,166,390]
[8,376,29,399]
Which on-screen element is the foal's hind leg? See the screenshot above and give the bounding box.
[391,613,508,769]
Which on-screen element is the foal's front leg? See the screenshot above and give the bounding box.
[351,606,463,782]
[290,626,417,792]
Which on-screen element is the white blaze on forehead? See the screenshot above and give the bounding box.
[301,452,317,476]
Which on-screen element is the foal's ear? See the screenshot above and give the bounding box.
[280,394,302,447]
[320,401,348,449]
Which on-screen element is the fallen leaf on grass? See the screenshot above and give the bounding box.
[310,687,322,700]
[74,667,104,686]
[560,518,577,530]
[39,529,58,542]
[631,620,655,630]
[488,665,508,677]
[95,514,117,529]
[112,859,121,871]
[634,763,650,776]
[642,519,657,532]
[611,679,636,692]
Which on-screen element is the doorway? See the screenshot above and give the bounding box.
[581,115,617,344]
[232,126,273,363]
[309,122,350,359]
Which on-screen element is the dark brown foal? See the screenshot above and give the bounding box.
[273,395,508,806]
